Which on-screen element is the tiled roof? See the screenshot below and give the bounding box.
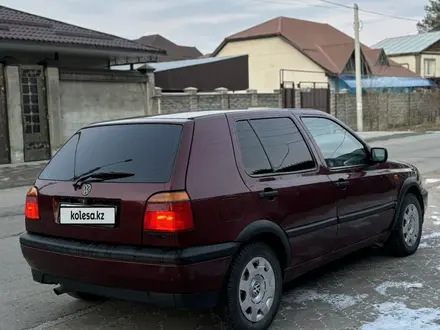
[213,16,419,78]
[362,48,419,77]
[135,34,202,61]
[0,5,164,54]
[373,31,440,55]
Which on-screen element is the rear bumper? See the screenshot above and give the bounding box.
[30,269,219,309]
[20,232,238,309]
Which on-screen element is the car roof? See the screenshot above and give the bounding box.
[86,108,326,127]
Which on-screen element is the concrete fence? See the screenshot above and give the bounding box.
[152,87,283,114]
[153,86,440,131]
[335,90,440,131]
[7,69,437,166]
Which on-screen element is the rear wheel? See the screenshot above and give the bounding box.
[67,291,105,302]
[219,242,283,330]
[385,193,423,257]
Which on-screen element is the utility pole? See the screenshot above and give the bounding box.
[354,3,363,131]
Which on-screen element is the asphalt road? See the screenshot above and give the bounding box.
[1,132,440,330]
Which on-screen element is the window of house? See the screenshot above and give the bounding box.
[424,59,436,77]
[342,53,372,76]
[302,117,368,168]
[343,57,356,74]
[378,52,389,66]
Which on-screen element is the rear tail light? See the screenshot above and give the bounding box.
[144,191,194,232]
[25,186,39,220]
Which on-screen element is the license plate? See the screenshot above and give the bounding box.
[59,205,116,225]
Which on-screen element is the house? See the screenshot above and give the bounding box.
[135,34,203,62]
[212,16,433,93]
[373,31,440,84]
[0,5,164,165]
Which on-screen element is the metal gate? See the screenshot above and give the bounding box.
[281,81,295,108]
[299,82,330,113]
[19,66,51,162]
[0,64,10,164]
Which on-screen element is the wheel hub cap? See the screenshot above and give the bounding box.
[251,275,265,302]
[239,257,276,323]
[403,203,420,247]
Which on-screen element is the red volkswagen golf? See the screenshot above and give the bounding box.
[20,109,427,330]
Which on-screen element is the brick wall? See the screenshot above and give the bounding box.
[153,86,440,131]
[334,90,440,130]
[153,87,282,114]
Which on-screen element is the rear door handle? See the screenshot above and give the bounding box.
[335,179,349,189]
[259,188,279,200]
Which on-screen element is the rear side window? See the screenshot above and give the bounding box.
[39,124,183,183]
[235,117,315,175]
[236,121,272,175]
[250,118,315,173]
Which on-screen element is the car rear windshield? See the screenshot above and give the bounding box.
[39,123,183,183]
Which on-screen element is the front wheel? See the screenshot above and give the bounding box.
[385,193,423,257]
[219,242,283,330]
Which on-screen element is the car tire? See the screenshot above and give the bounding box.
[385,193,423,257]
[219,242,283,330]
[67,291,106,302]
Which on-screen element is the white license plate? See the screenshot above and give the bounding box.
[59,205,116,225]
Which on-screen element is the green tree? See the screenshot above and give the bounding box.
[418,0,440,33]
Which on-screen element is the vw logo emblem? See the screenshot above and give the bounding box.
[82,183,92,196]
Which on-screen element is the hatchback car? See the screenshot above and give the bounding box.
[20,109,427,330]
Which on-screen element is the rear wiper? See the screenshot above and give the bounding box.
[72,159,133,189]
[73,171,134,189]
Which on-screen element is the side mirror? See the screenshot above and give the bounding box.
[371,147,388,163]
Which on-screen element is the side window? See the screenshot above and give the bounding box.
[302,117,368,168]
[250,118,315,173]
[236,120,272,175]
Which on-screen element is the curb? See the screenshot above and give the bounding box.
[0,160,48,170]
[363,132,429,143]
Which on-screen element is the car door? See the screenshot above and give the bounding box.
[228,112,341,266]
[300,115,397,249]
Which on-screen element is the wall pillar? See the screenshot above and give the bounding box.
[295,89,301,108]
[330,89,336,116]
[247,89,258,107]
[145,66,155,116]
[184,87,198,111]
[45,66,62,156]
[274,89,283,108]
[154,87,162,114]
[215,87,229,109]
[5,66,24,163]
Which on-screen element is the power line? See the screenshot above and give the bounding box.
[251,0,419,22]
[316,0,352,9]
[316,0,419,22]
[252,0,344,11]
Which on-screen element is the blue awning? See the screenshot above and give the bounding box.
[339,75,437,91]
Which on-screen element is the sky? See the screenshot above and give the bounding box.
[0,0,428,54]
